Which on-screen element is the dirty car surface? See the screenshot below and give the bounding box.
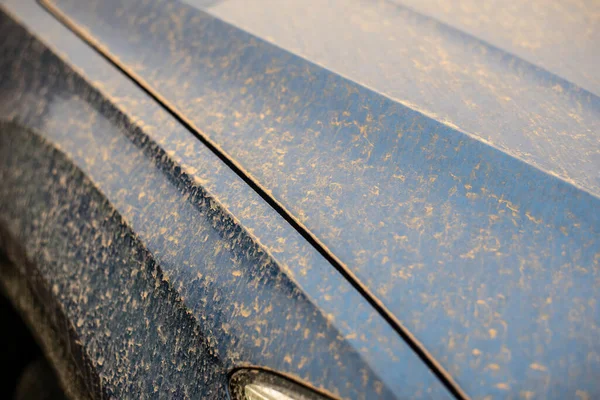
[0,0,598,399]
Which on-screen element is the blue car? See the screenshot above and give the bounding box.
[0,0,598,398]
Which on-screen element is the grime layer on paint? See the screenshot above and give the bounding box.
[0,2,453,399]
[38,0,600,398]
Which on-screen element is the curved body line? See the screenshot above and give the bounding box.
[38,0,469,398]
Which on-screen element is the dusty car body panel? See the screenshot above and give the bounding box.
[37,0,600,398]
[0,1,452,398]
[197,0,600,195]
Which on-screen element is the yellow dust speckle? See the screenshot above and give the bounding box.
[298,357,308,369]
[240,306,251,318]
[520,391,535,400]
[576,390,590,400]
[530,363,547,372]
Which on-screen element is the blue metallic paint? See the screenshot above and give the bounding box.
[0,1,450,398]
[0,0,598,398]
[35,0,600,398]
